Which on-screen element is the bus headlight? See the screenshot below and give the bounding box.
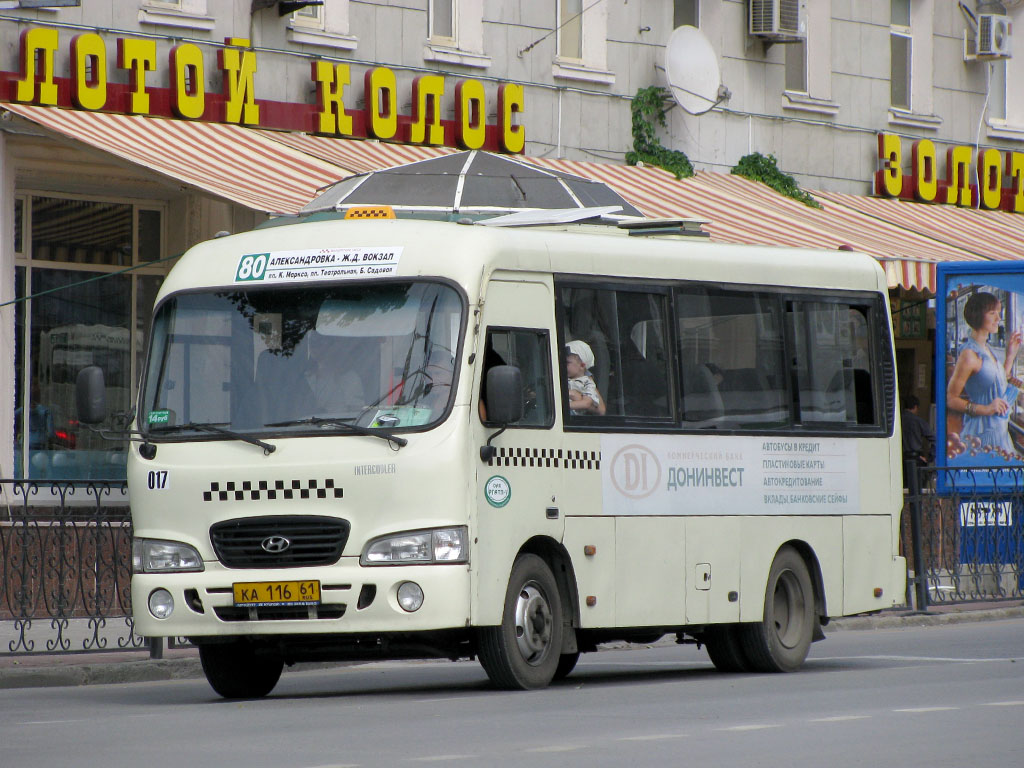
[361,527,468,565]
[133,539,204,573]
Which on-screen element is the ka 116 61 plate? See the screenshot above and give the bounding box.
[233,580,321,607]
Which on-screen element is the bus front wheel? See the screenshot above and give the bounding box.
[740,546,814,673]
[199,641,284,699]
[477,554,563,690]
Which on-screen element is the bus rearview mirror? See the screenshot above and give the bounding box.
[485,365,524,425]
[76,365,107,425]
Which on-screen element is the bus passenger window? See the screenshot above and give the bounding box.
[480,329,553,428]
[790,302,876,425]
[675,287,788,429]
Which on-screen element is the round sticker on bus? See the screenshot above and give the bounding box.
[484,475,511,508]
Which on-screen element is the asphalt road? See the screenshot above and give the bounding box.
[1,619,1021,768]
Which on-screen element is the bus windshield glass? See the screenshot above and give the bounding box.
[140,281,463,436]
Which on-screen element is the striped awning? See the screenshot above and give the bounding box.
[2,103,349,214]
[6,102,1020,293]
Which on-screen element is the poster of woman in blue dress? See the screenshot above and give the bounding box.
[940,268,1024,471]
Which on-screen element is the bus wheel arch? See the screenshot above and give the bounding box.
[784,538,828,635]
[516,535,580,643]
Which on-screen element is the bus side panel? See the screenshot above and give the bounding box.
[563,516,616,627]
[683,517,740,625]
[843,515,902,614]
[613,517,686,626]
[737,517,843,622]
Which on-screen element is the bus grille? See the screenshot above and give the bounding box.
[214,604,347,621]
[210,516,350,568]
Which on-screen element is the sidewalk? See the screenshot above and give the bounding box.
[2,600,1022,690]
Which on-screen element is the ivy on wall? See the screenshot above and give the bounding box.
[625,86,694,180]
[730,152,822,209]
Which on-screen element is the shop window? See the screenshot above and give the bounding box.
[553,0,613,84]
[674,0,698,28]
[14,197,24,255]
[13,196,166,481]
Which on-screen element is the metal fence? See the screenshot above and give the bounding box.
[3,466,1022,657]
[903,461,1024,611]
[0,479,146,656]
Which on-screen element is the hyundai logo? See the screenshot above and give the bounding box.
[261,535,291,553]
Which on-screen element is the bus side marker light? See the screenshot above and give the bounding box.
[586,596,597,607]
[874,588,884,598]
[583,545,596,556]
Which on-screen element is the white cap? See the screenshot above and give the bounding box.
[565,340,595,370]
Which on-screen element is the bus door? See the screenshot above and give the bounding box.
[474,279,563,617]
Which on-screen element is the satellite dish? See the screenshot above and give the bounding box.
[664,25,724,115]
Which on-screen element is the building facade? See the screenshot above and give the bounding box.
[2,0,1023,481]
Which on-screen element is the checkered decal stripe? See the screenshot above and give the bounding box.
[203,479,343,502]
[487,448,600,470]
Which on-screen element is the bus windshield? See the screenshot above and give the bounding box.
[140,281,463,437]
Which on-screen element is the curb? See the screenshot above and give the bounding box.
[0,657,204,690]
[828,605,1024,631]
[2,607,1022,690]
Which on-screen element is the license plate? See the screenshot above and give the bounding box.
[233,580,321,607]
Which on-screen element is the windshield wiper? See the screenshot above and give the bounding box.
[151,422,276,454]
[264,416,408,448]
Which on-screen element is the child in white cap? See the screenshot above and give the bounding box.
[565,340,605,415]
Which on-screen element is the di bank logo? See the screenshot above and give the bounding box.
[609,444,662,499]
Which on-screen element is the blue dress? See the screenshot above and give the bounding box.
[960,337,1013,454]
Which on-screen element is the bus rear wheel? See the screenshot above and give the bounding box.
[477,554,563,690]
[703,624,750,672]
[199,641,284,699]
[740,546,814,673]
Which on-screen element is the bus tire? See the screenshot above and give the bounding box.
[199,642,283,699]
[477,554,563,690]
[553,651,581,681]
[740,546,814,673]
[703,625,750,673]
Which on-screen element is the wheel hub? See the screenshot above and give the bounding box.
[514,583,553,665]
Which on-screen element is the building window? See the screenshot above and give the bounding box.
[553,0,613,84]
[12,195,166,480]
[423,0,488,68]
[785,40,807,93]
[291,2,324,31]
[430,0,456,42]
[286,0,357,51]
[139,0,214,31]
[674,0,699,28]
[558,0,584,61]
[890,0,912,109]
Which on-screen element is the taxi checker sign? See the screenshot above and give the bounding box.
[234,247,402,284]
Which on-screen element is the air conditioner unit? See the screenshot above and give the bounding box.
[977,13,1012,59]
[749,0,804,40]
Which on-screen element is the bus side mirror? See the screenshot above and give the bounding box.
[485,365,524,425]
[76,365,107,425]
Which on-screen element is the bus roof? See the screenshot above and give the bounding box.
[156,217,887,303]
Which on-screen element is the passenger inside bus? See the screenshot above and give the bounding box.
[565,340,606,416]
